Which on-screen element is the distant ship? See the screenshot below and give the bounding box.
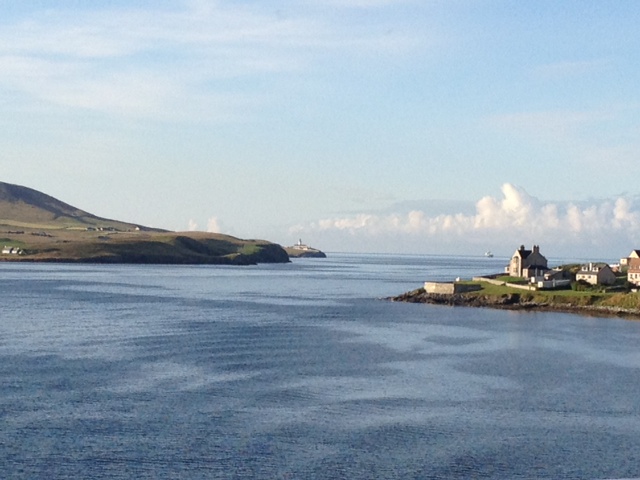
[484,251,494,258]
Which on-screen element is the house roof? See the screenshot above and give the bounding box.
[514,249,532,259]
[513,245,545,259]
[577,263,612,274]
[523,264,549,271]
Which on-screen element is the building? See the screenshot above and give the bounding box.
[620,250,640,267]
[628,257,640,286]
[292,239,310,251]
[576,263,616,286]
[508,245,548,278]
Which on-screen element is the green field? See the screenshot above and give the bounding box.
[460,280,640,311]
[0,230,290,265]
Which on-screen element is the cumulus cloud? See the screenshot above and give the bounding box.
[186,217,223,233]
[206,217,221,233]
[290,183,640,256]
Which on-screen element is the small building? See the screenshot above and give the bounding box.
[2,246,23,255]
[628,257,640,286]
[621,250,640,267]
[576,263,617,286]
[508,244,548,278]
[292,239,310,251]
[545,268,568,281]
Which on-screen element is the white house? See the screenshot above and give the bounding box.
[576,263,616,286]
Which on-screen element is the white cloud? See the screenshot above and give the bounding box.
[206,217,222,233]
[0,1,426,120]
[290,183,640,257]
[186,217,223,233]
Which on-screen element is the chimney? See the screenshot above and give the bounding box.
[533,245,539,253]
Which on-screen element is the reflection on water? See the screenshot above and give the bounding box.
[1,255,640,479]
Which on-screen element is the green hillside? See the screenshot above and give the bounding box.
[0,181,148,231]
[0,181,289,265]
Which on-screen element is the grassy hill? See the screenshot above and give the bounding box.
[0,181,289,265]
[0,181,153,231]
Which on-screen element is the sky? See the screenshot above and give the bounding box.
[1,0,640,259]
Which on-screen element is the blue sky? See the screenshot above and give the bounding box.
[1,0,639,258]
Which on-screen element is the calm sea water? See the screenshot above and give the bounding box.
[1,254,640,479]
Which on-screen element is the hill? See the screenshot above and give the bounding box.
[0,181,150,231]
[0,181,289,265]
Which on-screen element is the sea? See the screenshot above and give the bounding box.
[1,253,640,479]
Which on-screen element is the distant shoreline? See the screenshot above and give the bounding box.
[0,230,291,266]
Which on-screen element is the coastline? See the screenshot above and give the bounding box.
[389,288,640,320]
[0,232,291,265]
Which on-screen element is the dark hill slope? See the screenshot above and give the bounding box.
[0,181,146,231]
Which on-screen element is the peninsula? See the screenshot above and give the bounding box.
[0,181,289,265]
[391,244,640,319]
[390,286,640,319]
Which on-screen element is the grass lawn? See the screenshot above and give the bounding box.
[458,279,640,310]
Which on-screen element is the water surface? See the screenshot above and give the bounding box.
[1,254,639,479]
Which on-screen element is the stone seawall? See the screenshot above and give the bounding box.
[424,282,482,295]
[471,276,536,291]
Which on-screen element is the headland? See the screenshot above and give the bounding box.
[0,181,290,265]
[390,243,640,319]
[390,285,640,319]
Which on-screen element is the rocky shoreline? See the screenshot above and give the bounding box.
[389,288,640,320]
[285,248,327,258]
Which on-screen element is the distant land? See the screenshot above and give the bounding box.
[390,287,640,319]
[0,181,289,265]
[284,239,327,258]
[390,276,640,319]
